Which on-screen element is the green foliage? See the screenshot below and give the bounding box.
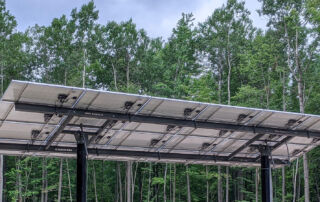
[1,0,320,201]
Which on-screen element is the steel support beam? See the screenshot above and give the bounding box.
[0,143,288,165]
[88,120,117,144]
[228,134,264,160]
[14,103,320,138]
[45,115,73,150]
[260,146,273,202]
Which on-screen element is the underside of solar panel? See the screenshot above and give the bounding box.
[0,80,319,166]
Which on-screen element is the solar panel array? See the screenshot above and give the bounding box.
[0,80,320,166]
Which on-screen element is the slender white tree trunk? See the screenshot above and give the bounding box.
[111,62,118,91]
[126,161,132,202]
[282,166,286,202]
[164,163,168,202]
[1,66,3,96]
[41,158,47,202]
[303,153,309,202]
[17,158,22,202]
[169,164,172,201]
[57,159,63,202]
[255,167,259,202]
[132,163,138,202]
[173,164,176,202]
[126,53,130,89]
[82,49,86,88]
[186,165,191,202]
[293,159,299,202]
[227,29,231,105]
[218,166,222,202]
[206,165,209,202]
[66,159,73,202]
[117,162,123,202]
[147,163,151,202]
[226,167,229,202]
[93,162,98,202]
[0,155,3,202]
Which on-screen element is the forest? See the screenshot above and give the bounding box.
[1,0,320,201]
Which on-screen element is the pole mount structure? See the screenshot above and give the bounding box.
[259,145,273,202]
[75,125,88,202]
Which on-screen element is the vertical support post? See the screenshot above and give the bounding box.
[260,146,273,202]
[76,132,88,202]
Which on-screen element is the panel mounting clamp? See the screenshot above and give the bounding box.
[74,124,89,155]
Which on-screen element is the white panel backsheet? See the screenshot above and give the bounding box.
[0,80,320,166]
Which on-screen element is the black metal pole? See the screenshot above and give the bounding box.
[261,149,272,202]
[77,142,87,202]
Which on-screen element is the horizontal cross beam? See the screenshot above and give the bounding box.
[15,103,320,139]
[0,143,288,165]
[228,134,265,160]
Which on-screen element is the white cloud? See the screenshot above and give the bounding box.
[193,0,224,24]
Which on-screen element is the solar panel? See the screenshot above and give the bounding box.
[0,80,320,166]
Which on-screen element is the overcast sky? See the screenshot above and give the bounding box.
[6,0,268,39]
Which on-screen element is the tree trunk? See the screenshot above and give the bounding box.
[147,163,151,202]
[132,162,139,202]
[1,66,3,96]
[139,166,144,202]
[227,56,231,105]
[64,68,67,86]
[163,163,168,202]
[41,158,47,202]
[218,166,222,202]
[218,56,223,104]
[115,164,119,202]
[173,164,176,202]
[226,167,229,202]
[117,162,123,202]
[256,167,259,202]
[66,159,73,202]
[169,164,172,201]
[57,159,63,202]
[93,162,98,202]
[111,62,118,91]
[102,161,105,202]
[293,159,299,202]
[186,165,191,202]
[126,53,130,89]
[239,169,243,200]
[297,79,304,114]
[126,161,132,202]
[282,166,286,202]
[281,71,287,111]
[298,170,301,200]
[24,158,33,202]
[82,49,86,88]
[15,157,22,202]
[0,155,3,202]
[314,173,320,202]
[226,28,231,105]
[206,165,209,202]
[291,17,309,201]
[303,153,310,202]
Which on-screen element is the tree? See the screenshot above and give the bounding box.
[198,0,254,105]
[158,13,199,98]
[71,1,98,88]
[259,1,319,200]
